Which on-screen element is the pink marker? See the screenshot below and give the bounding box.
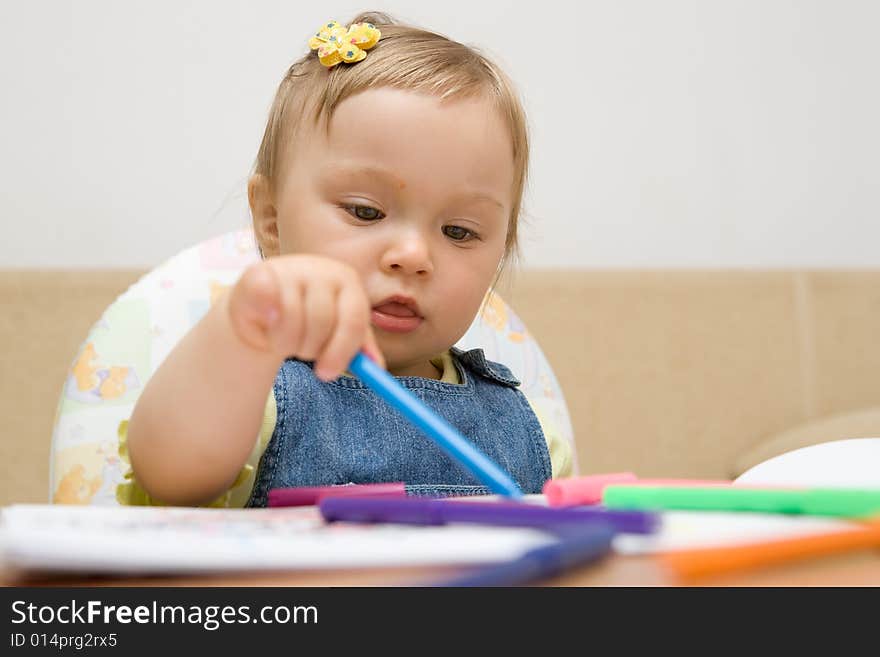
[544,472,638,506]
[543,473,735,507]
[268,482,407,507]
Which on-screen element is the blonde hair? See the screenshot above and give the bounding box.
[253,11,529,267]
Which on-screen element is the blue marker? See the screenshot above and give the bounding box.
[433,523,616,587]
[348,352,524,498]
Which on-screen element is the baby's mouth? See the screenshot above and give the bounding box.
[371,299,423,333]
[373,301,418,318]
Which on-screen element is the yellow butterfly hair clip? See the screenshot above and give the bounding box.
[308,20,382,68]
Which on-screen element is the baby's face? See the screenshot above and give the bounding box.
[264,87,515,376]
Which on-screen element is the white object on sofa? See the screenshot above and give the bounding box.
[735,437,880,488]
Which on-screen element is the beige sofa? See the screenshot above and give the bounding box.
[2,269,879,507]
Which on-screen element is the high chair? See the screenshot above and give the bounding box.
[49,229,576,505]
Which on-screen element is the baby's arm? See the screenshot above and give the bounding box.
[126,256,384,505]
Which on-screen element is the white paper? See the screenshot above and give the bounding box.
[0,504,556,576]
[613,510,857,554]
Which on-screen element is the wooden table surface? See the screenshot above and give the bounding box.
[6,549,880,587]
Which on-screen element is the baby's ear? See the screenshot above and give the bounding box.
[248,174,280,257]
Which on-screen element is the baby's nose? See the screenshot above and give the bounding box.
[382,234,434,275]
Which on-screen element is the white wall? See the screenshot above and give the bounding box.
[1,0,877,268]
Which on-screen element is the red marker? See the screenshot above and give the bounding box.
[268,482,407,507]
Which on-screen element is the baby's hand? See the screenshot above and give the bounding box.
[227,255,385,381]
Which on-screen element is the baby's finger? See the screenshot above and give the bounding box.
[270,275,305,357]
[361,326,387,371]
[228,262,281,351]
[297,281,337,361]
[314,284,371,381]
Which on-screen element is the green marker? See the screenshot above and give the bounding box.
[602,485,880,518]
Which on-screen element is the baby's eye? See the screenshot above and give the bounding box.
[343,204,385,221]
[443,225,477,242]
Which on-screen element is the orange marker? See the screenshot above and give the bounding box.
[661,519,880,582]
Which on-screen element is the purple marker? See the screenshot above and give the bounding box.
[319,497,659,534]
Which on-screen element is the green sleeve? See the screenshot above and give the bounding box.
[115,392,277,508]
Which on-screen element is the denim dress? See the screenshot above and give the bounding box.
[246,347,552,506]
